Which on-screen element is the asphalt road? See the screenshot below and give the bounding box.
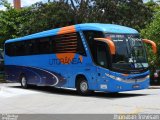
[0,83,160,114]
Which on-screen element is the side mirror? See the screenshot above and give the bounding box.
[142,39,157,54]
[94,38,116,55]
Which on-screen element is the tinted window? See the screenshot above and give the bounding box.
[5,42,25,56]
[5,32,86,56]
[16,42,26,56]
[25,40,38,55]
[38,37,51,54]
[5,38,51,56]
[96,42,108,68]
[83,31,104,63]
[5,43,12,56]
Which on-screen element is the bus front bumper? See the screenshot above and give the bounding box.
[97,78,150,93]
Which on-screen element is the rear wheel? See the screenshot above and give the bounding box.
[20,75,28,89]
[76,77,93,96]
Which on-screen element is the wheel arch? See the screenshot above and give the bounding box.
[18,72,26,82]
[75,74,90,88]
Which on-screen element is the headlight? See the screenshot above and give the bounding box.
[105,73,150,83]
[105,73,125,81]
[115,77,124,81]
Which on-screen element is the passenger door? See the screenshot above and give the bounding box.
[95,41,111,90]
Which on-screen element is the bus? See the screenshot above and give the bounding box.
[4,23,157,95]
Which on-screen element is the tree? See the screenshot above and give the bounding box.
[0,0,155,46]
[92,0,152,30]
[0,0,12,9]
[141,9,160,68]
[18,1,75,36]
[145,0,160,13]
[0,1,75,45]
[63,0,93,23]
[0,6,31,45]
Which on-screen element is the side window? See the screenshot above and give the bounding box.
[51,32,86,56]
[83,31,104,63]
[77,33,86,56]
[5,43,12,56]
[25,40,38,55]
[5,37,51,56]
[15,41,25,56]
[5,42,25,56]
[38,37,51,54]
[96,41,108,68]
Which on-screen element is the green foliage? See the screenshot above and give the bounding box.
[63,0,153,30]
[0,0,155,46]
[141,10,160,69]
[20,2,74,36]
[0,0,12,9]
[0,1,75,45]
[0,8,31,45]
[145,0,160,12]
[91,0,152,30]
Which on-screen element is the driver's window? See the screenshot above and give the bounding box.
[83,30,104,64]
[96,41,108,68]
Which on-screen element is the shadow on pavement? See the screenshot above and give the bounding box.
[11,85,149,99]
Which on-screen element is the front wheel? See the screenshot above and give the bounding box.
[76,77,93,96]
[20,75,28,89]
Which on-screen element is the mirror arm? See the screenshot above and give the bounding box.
[142,39,157,54]
[94,38,116,55]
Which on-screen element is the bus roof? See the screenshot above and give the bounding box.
[5,23,139,43]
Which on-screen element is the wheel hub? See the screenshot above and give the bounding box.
[22,77,26,86]
[80,82,88,92]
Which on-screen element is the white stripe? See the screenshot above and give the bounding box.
[28,66,59,86]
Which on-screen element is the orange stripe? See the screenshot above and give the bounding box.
[58,25,76,35]
[56,53,75,64]
[122,74,129,76]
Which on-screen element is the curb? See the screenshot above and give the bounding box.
[149,86,160,89]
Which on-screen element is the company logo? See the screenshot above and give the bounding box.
[49,53,83,65]
[56,53,83,64]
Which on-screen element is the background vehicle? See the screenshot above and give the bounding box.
[0,49,4,71]
[4,23,157,95]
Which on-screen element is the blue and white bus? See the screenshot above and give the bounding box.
[4,23,157,95]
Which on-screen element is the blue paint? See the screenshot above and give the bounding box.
[4,23,150,93]
[5,23,138,43]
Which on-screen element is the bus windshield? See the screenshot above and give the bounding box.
[105,34,148,73]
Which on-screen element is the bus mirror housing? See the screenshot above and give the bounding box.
[142,39,157,54]
[94,38,116,55]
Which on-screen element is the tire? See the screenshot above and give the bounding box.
[20,75,28,89]
[76,77,93,96]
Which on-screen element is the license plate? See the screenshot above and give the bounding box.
[132,84,140,89]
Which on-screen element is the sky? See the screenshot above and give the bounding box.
[0,0,48,10]
[0,0,157,11]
